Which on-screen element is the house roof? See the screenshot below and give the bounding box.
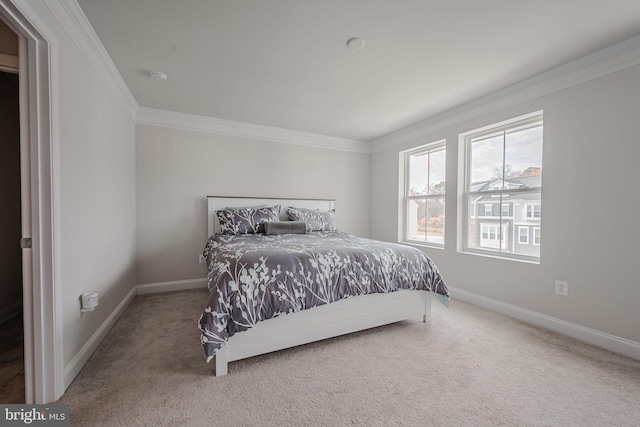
[471,175,541,191]
[470,174,541,202]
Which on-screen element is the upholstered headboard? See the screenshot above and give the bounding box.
[207,196,335,237]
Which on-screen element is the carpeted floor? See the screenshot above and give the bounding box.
[58,289,640,426]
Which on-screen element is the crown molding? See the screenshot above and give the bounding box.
[136,107,372,153]
[372,35,640,153]
[39,1,370,153]
[40,1,640,154]
[43,0,138,118]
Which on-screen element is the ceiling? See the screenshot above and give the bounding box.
[76,0,640,142]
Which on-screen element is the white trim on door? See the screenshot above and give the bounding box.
[1,0,61,404]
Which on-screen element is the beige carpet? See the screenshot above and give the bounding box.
[58,289,640,426]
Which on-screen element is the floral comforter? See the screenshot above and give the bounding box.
[198,231,449,362]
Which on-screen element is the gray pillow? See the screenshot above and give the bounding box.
[264,221,306,235]
[284,207,336,232]
[225,204,268,210]
[216,205,281,235]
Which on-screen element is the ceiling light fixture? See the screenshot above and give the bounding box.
[149,70,168,82]
[346,37,365,50]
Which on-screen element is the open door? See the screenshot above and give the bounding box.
[1,1,61,404]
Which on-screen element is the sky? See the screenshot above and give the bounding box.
[409,147,445,194]
[471,125,543,183]
[409,124,543,192]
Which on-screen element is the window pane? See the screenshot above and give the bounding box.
[428,149,446,194]
[406,199,425,241]
[467,196,479,249]
[408,153,429,196]
[406,197,445,245]
[425,197,445,245]
[402,141,446,247]
[470,134,504,188]
[505,124,543,185]
[467,191,541,257]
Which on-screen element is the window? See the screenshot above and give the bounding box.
[480,224,507,249]
[526,204,541,218]
[460,111,543,261]
[484,204,493,216]
[401,140,446,247]
[518,226,529,244]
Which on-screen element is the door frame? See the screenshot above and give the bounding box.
[1,1,61,404]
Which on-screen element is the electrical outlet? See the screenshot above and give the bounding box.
[555,280,568,296]
[198,254,206,264]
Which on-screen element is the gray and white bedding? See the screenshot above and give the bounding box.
[198,230,449,362]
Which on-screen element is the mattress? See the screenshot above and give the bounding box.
[198,231,449,362]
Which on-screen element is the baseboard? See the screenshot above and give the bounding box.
[449,287,640,361]
[63,286,138,389]
[61,278,208,391]
[136,278,208,295]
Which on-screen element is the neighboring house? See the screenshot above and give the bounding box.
[469,172,541,258]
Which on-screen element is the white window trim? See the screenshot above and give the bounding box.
[400,140,446,248]
[479,223,507,250]
[526,203,542,219]
[458,110,543,263]
[518,226,529,244]
[533,227,541,246]
[502,203,510,217]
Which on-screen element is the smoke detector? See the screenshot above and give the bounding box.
[149,70,168,82]
[346,37,365,50]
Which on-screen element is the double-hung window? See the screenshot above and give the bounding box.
[401,140,446,247]
[526,204,541,218]
[460,111,543,261]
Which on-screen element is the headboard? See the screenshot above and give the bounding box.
[207,196,336,238]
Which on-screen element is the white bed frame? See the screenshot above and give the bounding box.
[207,196,431,376]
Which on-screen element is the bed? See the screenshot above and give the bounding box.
[198,196,449,375]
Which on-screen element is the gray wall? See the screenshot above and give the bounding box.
[135,124,370,285]
[370,64,640,344]
[23,1,137,370]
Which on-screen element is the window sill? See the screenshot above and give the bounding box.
[400,240,445,251]
[459,249,540,264]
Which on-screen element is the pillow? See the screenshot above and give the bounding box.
[284,207,336,232]
[225,204,268,210]
[216,205,280,235]
[264,221,306,235]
